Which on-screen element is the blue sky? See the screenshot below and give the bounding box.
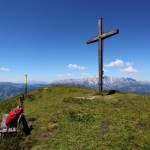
[0,0,150,82]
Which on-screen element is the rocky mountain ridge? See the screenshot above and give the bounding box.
[53,76,150,95]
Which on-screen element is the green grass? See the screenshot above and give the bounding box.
[0,85,150,149]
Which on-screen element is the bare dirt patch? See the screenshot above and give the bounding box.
[75,96,99,100]
[38,121,58,139]
[133,122,146,131]
[100,120,112,138]
[38,130,54,139]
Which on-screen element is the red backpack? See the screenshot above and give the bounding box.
[6,107,23,126]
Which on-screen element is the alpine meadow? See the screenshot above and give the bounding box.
[0,85,150,149]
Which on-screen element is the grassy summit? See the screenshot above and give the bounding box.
[0,85,150,149]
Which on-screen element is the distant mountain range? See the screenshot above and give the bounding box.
[53,76,150,95]
[0,76,150,102]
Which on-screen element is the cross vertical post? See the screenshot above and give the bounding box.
[86,18,119,94]
[98,18,103,93]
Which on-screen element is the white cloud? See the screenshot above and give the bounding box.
[0,67,10,71]
[105,59,124,67]
[120,66,138,73]
[105,59,131,67]
[67,64,87,70]
[105,59,137,74]
[66,73,73,76]
[56,73,74,77]
[125,62,132,66]
[104,69,109,72]
[81,73,90,76]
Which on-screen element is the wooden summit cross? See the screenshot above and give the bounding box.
[86,18,119,94]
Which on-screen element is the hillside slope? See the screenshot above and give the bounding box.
[0,82,50,102]
[0,85,150,149]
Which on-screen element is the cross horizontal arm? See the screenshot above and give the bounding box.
[100,29,119,40]
[86,29,119,44]
[86,36,99,44]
